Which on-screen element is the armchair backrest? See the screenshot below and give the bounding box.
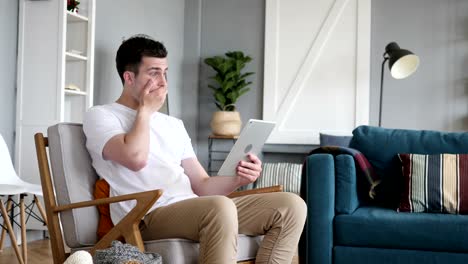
[47,123,100,247]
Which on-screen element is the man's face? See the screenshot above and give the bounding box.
[128,56,168,102]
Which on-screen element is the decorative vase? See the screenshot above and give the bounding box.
[210,111,242,136]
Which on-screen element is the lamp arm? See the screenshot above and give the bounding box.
[378,57,389,127]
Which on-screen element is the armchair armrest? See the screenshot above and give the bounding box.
[53,189,163,254]
[227,185,283,198]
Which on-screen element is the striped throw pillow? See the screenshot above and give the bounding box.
[255,162,303,194]
[398,153,468,214]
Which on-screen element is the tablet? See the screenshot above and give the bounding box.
[217,119,276,176]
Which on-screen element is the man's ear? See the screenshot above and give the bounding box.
[123,71,134,85]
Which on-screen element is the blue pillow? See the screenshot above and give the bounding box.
[319,133,352,147]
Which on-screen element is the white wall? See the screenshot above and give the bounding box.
[0,0,18,154]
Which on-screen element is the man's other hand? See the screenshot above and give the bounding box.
[236,153,262,186]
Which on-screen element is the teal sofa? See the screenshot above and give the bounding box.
[301,125,468,264]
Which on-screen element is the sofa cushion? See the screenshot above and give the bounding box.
[349,126,468,207]
[319,133,352,147]
[335,206,468,252]
[398,153,468,214]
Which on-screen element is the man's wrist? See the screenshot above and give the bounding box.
[137,105,153,117]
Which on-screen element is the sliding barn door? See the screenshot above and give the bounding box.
[263,0,370,144]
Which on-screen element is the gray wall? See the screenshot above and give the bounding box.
[1,0,467,169]
[370,0,468,130]
[197,0,265,168]
[94,0,199,143]
[0,0,18,154]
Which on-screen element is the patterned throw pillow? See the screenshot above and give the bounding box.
[256,162,303,194]
[398,153,468,214]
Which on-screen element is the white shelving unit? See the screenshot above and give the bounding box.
[15,0,95,230]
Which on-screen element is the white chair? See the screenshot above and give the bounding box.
[0,134,47,264]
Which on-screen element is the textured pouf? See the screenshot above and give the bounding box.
[93,240,162,264]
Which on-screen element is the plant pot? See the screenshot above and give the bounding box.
[210,111,242,136]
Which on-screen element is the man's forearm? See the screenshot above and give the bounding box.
[195,176,242,196]
[123,107,152,162]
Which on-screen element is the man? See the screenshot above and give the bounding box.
[83,34,306,264]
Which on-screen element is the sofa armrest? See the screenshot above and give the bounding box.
[335,154,360,214]
[300,154,335,264]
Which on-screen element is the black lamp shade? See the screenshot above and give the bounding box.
[385,42,419,79]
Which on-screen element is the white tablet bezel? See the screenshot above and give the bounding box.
[217,119,276,176]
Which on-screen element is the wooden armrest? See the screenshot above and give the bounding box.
[53,190,162,212]
[227,185,283,198]
[53,189,162,254]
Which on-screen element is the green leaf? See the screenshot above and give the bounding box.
[237,88,250,98]
[215,91,226,105]
[211,75,223,85]
[223,81,234,93]
[240,72,254,80]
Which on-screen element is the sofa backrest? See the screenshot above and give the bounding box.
[349,125,468,206]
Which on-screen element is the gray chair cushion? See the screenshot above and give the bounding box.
[73,235,262,263]
[48,123,100,247]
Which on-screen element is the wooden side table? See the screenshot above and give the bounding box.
[208,135,238,176]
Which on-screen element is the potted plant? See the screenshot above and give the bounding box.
[204,51,254,136]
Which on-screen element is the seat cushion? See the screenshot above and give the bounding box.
[72,235,262,263]
[335,206,468,252]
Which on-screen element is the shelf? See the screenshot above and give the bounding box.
[64,89,87,96]
[67,11,89,22]
[66,52,87,61]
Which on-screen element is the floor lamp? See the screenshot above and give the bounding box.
[379,42,420,127]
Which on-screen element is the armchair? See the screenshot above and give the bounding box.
[34,123,282,264]
[301,125,468,264]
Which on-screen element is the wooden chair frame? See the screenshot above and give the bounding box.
[34,132,282,264]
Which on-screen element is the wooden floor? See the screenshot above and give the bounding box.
[0,239,52,264]
[0,239,299,263]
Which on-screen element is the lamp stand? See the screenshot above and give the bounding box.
[378,57,389,127]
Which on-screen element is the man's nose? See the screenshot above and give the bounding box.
[157,76,167,86]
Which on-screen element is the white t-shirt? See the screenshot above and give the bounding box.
[83,103,198,224]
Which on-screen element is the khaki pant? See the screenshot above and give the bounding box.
[140,192,307,264]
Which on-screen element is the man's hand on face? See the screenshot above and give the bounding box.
[236,153,262,186]
[140,79,167,113]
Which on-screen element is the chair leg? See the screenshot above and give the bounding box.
[34,195,48,226]
[0,198,24,264]
[0,197,13,251]
[20,195,27,263]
